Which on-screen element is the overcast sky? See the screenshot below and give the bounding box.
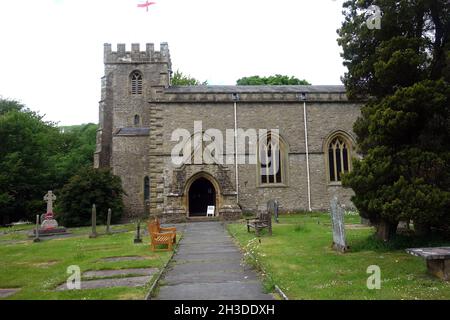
[0,0,346,126]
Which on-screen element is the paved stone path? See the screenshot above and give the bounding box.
[156,221,273,300]
[0,289,20,299]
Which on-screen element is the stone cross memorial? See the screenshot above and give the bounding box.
[41,191,59,230]
[30,191,68,239]
[330,196,349,253]
[44,191,56,214]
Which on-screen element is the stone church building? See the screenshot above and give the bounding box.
[94,43,362,221]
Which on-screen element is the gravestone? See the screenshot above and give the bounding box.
[406,247,450,281]
[41,191,60,230]
[267,200,279,223]
[330,196,349,253]
[106,208,112,235]
[134,220,142,244]
[89,204,98,238]
[31,191,68,238]
[33,215,41,243]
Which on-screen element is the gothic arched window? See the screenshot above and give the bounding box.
[327,135,352,183]
[259,131,287,185]
[131,71,143,95]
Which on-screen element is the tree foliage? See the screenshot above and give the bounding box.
[338,0,450,239]
[0,99,99,224]
[0,100,60,223]
[51,124,97,184]
[57,167,124,227]
[171,70,208,86]
[236,75,311,85]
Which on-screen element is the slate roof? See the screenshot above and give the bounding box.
[115,128,150,136]
[165,85,345,94]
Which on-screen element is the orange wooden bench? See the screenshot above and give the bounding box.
[154,218,177,243]
[148,221,176,252]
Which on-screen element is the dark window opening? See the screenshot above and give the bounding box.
[144,176,150,202]
[328,137,351,183]
[131,71,143,95]
[260,131,283,185]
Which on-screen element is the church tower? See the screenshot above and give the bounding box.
[95,42,171,168]
[95,43,171,218]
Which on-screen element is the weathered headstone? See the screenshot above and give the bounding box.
[89,204,98,238]
[134,221,142,244]
[267,200,279,223]
[33,215,41,243]
[106,208,112,235]
[330,196,349,253]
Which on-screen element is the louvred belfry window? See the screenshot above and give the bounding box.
[131,71,143,95]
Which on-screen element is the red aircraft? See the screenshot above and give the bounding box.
[137,1,156,12]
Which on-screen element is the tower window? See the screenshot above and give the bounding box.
[134,115,140,126]
[131,71,143,95]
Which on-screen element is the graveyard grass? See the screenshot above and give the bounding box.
[227,213,450,300]
[0,223,173,300]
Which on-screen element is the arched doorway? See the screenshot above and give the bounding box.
[188,177,216,217]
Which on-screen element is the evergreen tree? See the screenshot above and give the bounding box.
[338,0,450,240]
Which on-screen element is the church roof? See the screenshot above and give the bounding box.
[115,128,150,136]
[165,85,345,94]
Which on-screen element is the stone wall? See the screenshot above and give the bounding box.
[96,43,363,221]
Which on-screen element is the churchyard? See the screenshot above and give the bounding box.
[1,209,449,300]
[228,213,450,300]
[0,222,174,300]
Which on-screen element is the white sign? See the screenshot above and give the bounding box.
[207,206,215,217]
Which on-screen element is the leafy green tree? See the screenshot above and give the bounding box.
[338,0,450,240]
[171,70,208,85]
[0,98,98,225]
[0,99,60,224]
[57,167,124,227]
[236,75,311,85]
[51,123,97,185]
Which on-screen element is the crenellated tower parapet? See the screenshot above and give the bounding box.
[104,43,171,65]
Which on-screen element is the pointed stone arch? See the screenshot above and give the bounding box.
[183,172,223,217]
[323,130,356,184]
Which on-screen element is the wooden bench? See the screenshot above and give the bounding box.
[148,221,176,252]
[246,211,272,236]
[154,218,177,243]
[406,247,450,281]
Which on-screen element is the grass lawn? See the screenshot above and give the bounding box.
[227,213,450,300]
[0,223,175,300]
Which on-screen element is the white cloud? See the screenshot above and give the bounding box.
[0,0,346,125]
